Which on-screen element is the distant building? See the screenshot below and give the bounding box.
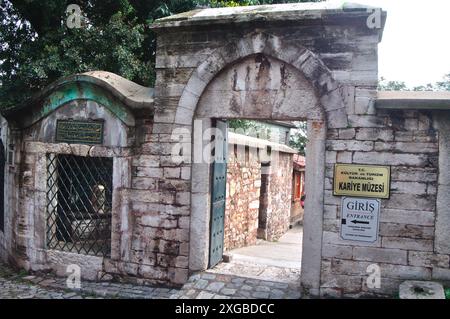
[291,154,305,224]
[260,120,297,145]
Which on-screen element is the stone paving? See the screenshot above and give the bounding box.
[0,263,301,299]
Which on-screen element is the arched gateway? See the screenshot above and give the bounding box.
[174,32,348,293]
[2,3,450,298]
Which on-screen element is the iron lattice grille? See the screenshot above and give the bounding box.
[46,154,113,257]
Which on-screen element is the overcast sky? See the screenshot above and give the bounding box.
[333,0,450,86]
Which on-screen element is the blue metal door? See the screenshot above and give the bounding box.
[209,120,228,268]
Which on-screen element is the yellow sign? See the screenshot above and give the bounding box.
[333,164,391,199]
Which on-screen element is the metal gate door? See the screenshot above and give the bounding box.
[209,120,228,268]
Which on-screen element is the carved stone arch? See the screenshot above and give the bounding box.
[174,32,348,128]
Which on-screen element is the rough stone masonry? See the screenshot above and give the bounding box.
[0,2,449,298]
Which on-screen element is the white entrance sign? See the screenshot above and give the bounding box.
[340,197,380,243]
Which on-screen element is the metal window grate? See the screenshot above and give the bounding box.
[46,154,113,257]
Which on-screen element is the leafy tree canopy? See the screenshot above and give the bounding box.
[378,74,450,92]
[289,121,307,156]
[0,0,320,109]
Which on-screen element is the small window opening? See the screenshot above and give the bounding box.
[46,154,113,257]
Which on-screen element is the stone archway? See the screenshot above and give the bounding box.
[178,33,348,294]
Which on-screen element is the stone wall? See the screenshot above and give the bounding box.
[258,151,293,241]
[224,134,295,250]
[224,145,261,251]
[320,109,442,298]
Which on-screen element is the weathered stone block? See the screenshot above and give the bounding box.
[353,247,407,264]
[320,287,343,298]
[323,218,338,232]
[179,242,189,256]
[132,155,160,167]
[176,192,190,206]
[326,140,373,152]
[322,231,381,248]
[404,118,419,131]
[192,163,210,193]
[361,277,402,296]
[381,193,435,211]
[408,251,449,268]
[381,237,434,252]
[181,167,191,180]
[379,223,434,239]
[338,128,356,139]
[159,180,190,192]
[164,167,181,179]
[141,214,177,229]
[374,142,438,154]
[348,115,385,128]
[390,181,427,195]
[336,151,352,163]
[164,228,190,242]
[152,123,175,134]
[329,259,369,276]
[432,268,450,281]
[129,189,161,203]
[132,177,158,190]
[355,128,393,141]
[325,151,336,164]
[399,281,445,299]
[323,205,338,219]
[391,167,437,183]
[354,96,372,115]
[353,152,428,167]
[141,142,176,156]
[321,272,363,293]
[178,216,190,229]
[381,264,432,280]
[133,166,163,178]
[380,209,434,226]
[322,244,353,259]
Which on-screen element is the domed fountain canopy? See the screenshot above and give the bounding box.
[2,71,154,128]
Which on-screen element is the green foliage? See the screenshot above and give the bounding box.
[412,74,450,91]
[377,77,408,91]
[433,73,450,91]
[378,74,450,92]
[0,0,321,109]
[289,121,307,155]
[445,287,450,299]
[0,0,155,109]
[228,119,271,140]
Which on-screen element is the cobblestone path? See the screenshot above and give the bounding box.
[0,263,301,299]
